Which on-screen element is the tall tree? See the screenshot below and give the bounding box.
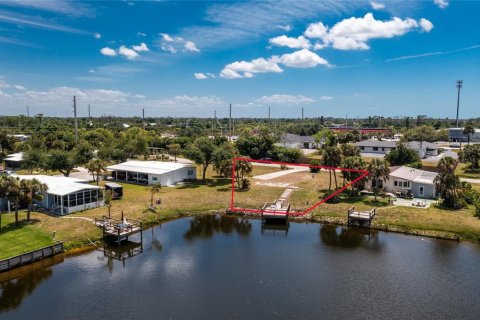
[367,159,390,201]
[44,150,76,177]
[184,137,216,181]
[0,176,22,225]
[167,143,182,163]
[463,125,475,146]
[435,157,463,208]
[22,149,45,173]
[322,146,342,190]
[341,156,366,193]
[459,144,480,169]
[385,143,421,166]
[86,159,106,185]
[20,178,48,221]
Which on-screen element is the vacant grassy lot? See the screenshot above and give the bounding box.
[455,162,480,179]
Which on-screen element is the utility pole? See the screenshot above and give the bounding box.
[301,107,304,120]
[88,104,91,119]
[268,105,271,120]
[229,104,232,139]
[27,105,30,117]
[455,80,463,127]
[142,108,145,130]
[73,96,78,143]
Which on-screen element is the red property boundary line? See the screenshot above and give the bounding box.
[230,157,370,217]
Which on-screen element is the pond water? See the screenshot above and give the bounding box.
[1,215,480,320]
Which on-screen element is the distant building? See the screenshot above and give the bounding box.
[448,128,480,143]
[355,140,438,159]
[278,133,317,149]
[9,134,30,142]
[329,127,392,135]
[405,141,439,158]
[0,175,103,215]
[369,166,438,199]
[107,160,196,186]
[355,140,397,154]
[4,152,23,169]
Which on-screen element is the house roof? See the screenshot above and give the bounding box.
[389,166,437,185]
[11,174,100,196]
[107,160,194,175]
[280,133,315,143]
[354,140,397,148]
[5,152,23,162]
[406,141,438,150]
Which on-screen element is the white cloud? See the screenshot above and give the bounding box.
[88,69,95,73]
[434,0,449,9]
[118,46,139,59]
[132,42,149,52]
[320,95,334,100]
[160,33,174,42]
[100,47,117,56]
[277,24,292,32]
[137,32,147,37]
[194,72,215,80]
[184,41,200,52]
[256,94,315,105]
[275,49,330,68]
[419,18,434,32]
[370,1,385,10]
[94,32,101,39]
[14,85,26,90]
[220,57,283,79]
[269,35,311,49]
[303,13,431,51]
[158,33,200,53]
[304,22,328,39]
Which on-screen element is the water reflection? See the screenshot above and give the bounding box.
[0,255,63,313]
[320,224,382,251]
[261,220,289,236]
[183,215,252,241]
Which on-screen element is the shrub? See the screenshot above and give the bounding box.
[310,160,320,173]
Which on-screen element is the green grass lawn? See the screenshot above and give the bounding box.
[0,212,54,260]
[455,162,480,179]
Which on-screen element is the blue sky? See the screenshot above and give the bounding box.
[0,0,479,118]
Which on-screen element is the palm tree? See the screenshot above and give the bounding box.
[149,183,162,208]
[104,189,112,217]
[463,125,475,146]
[322,146,342,190]
[341,156,366,193]
[367,159,390,201]
[167,144,182,163]
[435,157,461,208]
[0,176,22,225]
[86,159,106,185]
[20,178,48,221]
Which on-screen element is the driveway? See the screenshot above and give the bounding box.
[253,167,309,180]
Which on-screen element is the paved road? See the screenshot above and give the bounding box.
[253,167,309,180]
[461,178,480,184]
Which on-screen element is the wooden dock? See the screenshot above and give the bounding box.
[94,215,143,243]
[347,206,376,227]
[261,199,291,223]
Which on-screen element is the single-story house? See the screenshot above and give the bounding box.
[0,175,104,215]
[278,133,317,149]
[4,152,23,169]
[369,166,438,199]
[405,141,439,158]
[354,140,397,154]
[449,127,480,143]
[107,160,196,186]
[355,140,439,159]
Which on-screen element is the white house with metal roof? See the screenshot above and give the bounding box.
[355,140,439,159]
[369,166,438,199]
[107,160,196,186]
[1,175,103,215]
[278,133,317,149]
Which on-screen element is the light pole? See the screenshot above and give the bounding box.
[455,80,463,127]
